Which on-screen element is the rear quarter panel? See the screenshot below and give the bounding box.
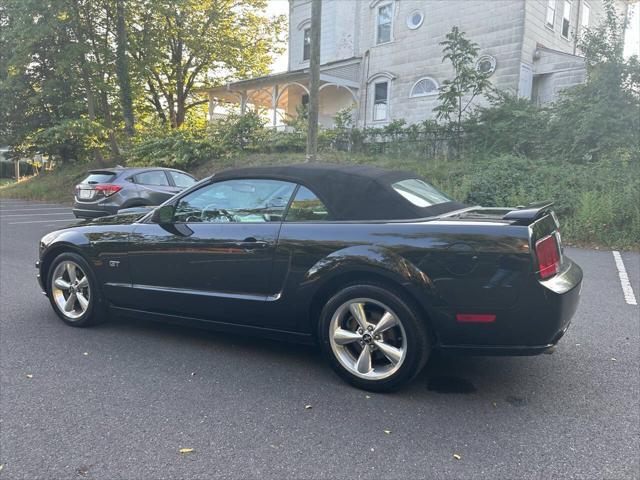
[273,220,533,342]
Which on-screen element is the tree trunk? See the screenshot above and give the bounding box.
[115,0,135,136]
[306,0,322,161]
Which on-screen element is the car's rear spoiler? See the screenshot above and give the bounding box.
[502,201,554,225]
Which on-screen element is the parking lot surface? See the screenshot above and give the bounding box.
[0,199,638,479]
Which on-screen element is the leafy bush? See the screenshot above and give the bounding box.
[128,127,223,168]
[20,119,108,163]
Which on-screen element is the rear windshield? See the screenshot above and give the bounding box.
[82,172,116,184]
[391,179,453,207]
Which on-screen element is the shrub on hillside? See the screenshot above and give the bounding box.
[128,127,222,168]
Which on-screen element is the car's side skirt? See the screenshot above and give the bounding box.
[109,305,315,345]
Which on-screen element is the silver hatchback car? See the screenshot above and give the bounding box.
[73,167,197,218]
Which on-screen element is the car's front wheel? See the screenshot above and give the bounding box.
[318,284,431,391]
[47,252,106,327]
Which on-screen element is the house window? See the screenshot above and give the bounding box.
[410,77,438,97]
[561,0,572,39]
[301,94,309,107]
[406,10,424,30]
[373,81,389,121]
[303,28,311,61]
[581,2,590,28]
[376,3,393,44]
[476,55,497,76]
[546,0,556,29]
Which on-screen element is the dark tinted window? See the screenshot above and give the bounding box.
[174,179,296,223]
[82,172,115,184]
[285,186,330,221]
[169,171,196,188]
[135,170,169,186]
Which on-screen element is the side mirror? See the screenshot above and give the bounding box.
[151,204,175,224]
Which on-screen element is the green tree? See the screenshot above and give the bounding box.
[128,0,285,128]
[434,26,492,151]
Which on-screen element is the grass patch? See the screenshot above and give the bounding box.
[2,153,637,250]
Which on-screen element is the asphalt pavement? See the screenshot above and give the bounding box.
[0,199,638,479]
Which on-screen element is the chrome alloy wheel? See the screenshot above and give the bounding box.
[51,261,90,320]
[329,298,407,380]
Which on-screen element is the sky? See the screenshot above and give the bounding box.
[266,0,640,73]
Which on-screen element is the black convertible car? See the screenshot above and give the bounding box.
[37,164,583,391]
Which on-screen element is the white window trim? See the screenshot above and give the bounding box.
[561,0,572,40]
[375,1,395,46]
[410,77,439,98]
[581,1,591,29]
[372,80,390,123]
[406,9,424,30]
[545,0,556,31]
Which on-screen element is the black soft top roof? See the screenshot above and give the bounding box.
[212,163,466,220]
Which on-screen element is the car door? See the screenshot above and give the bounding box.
[126,178,296,325]
[133,170,181,204]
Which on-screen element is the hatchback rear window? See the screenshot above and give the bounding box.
[81,172,116,184]
[391,179,452,207]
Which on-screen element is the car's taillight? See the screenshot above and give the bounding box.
[535,233,560,279]
[95,184,122,197]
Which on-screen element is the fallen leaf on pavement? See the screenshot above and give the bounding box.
[25,374,33,379]
[492,401,497,408]
[83,352,89,356]
[365,395,371,399]
[611,358,617,362]
[453,453,462,460]
[383,429,391,434]
[304,404,312,410]
[179,448,194,454]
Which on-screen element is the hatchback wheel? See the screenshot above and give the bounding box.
[319,284,431,391]
[47,253,105,327]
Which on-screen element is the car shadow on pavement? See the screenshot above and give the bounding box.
[100,315,537,398]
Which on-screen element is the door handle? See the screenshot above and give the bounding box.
[238,237,268,249]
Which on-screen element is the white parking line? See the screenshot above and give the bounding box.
[0,212,73,217]
[0,203,65,207]
[0,207,70,212]
[8,219,77,225]
[612,251,638,306]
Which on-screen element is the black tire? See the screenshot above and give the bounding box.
[318,283,431,392]
[46,252,107,327]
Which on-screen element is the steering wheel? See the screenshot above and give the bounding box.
[201,204,234,222]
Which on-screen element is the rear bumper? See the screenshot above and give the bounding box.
[72,204,120,218]
[433,257,583,355]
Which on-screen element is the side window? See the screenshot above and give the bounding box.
[173,179,295,223]
[135,170,169,186]
[169,171,196,188]
[285,186,330,222]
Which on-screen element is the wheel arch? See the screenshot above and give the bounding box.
[308,268,438,344]
[40,242,93,290]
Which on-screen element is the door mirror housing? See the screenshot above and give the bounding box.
[151,204,175,224]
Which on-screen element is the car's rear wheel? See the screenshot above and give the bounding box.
[47,252,106,327]
[318,284,431,391]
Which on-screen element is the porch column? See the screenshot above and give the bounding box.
[240,92,248,115]
[271,85,279,128]
[207,95,217,123]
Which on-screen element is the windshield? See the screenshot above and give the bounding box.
[391,179,453,208]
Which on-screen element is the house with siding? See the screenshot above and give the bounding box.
[203,0,627,128]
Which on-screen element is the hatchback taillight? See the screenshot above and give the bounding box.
[535,234,560,279]
[94,184,122,197]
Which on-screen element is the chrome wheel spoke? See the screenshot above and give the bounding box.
[54,278,71,291]
[375,341,402,365]
[76,275,89,289]
[373,311,398,335]
[349,302,369,330]
[333,327,361,345]
[356,346,372,374]
[66,263,77,283]
[63,293,77,312]
[76,292,89,311]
